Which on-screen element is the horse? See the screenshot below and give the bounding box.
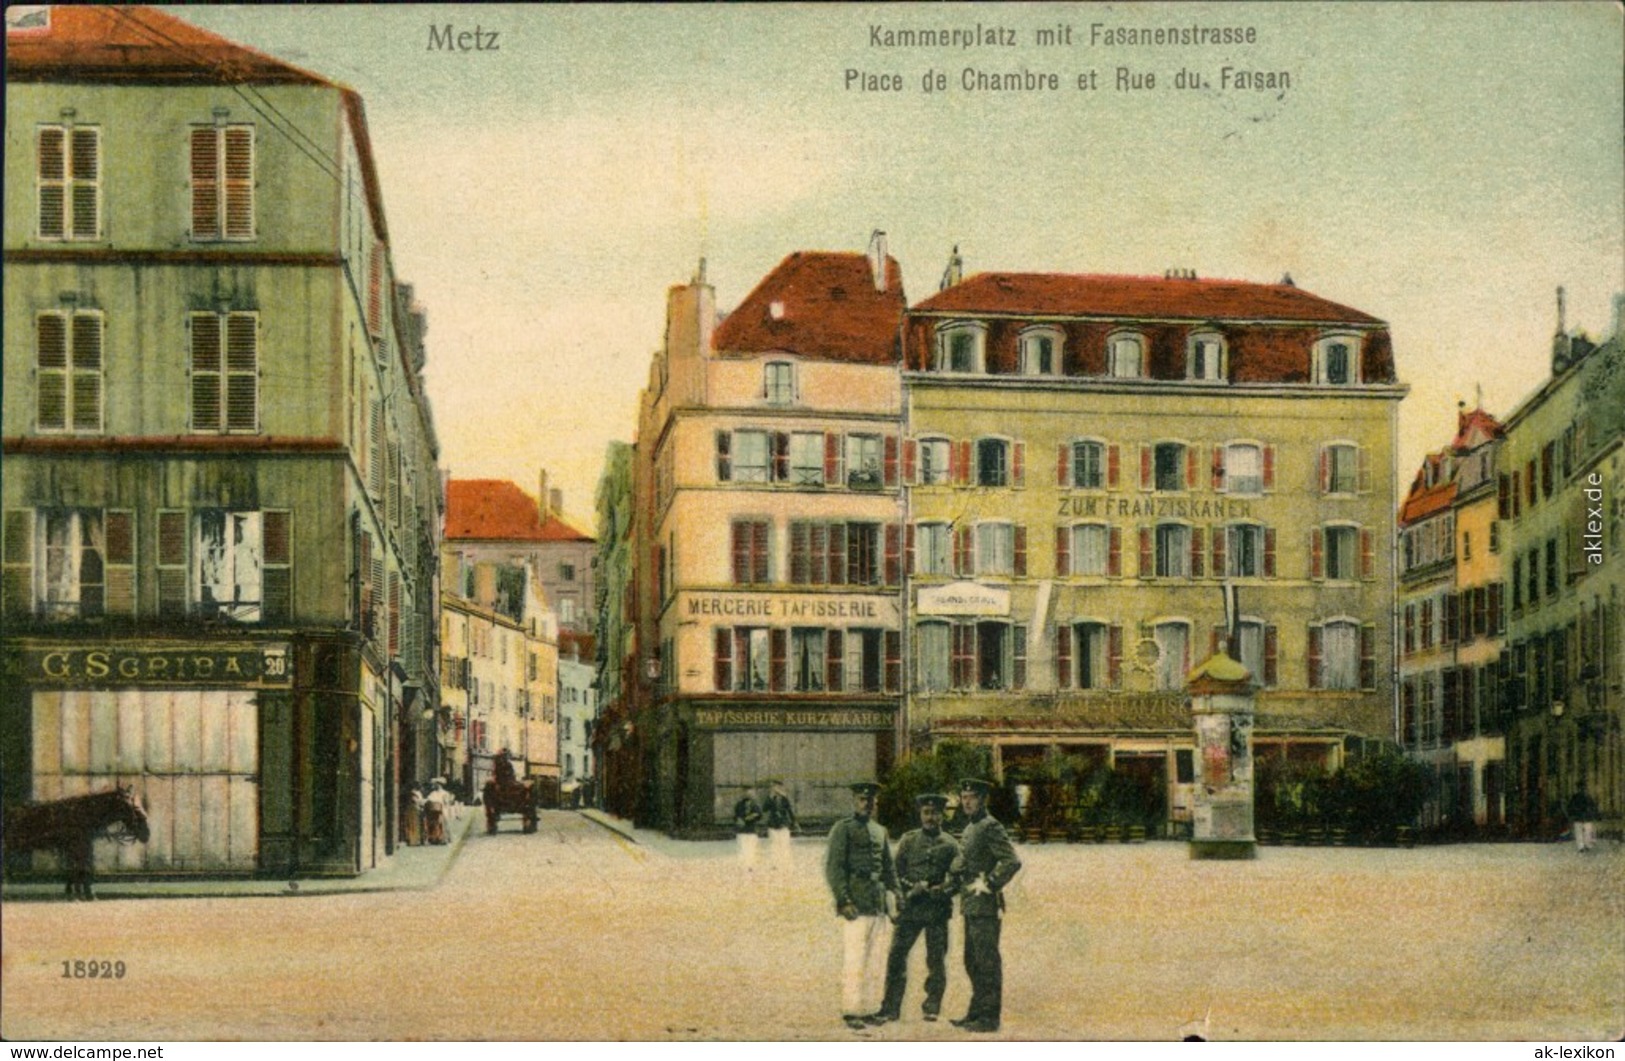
[3,787,150,900]
[482,776,539,835]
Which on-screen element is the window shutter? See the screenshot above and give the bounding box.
[368,244,385,337]
[903,439,917,483]
[1263,527,1277,578]
[1212,523,1227,577]
[1318,446,1330,493]
[1138,527,1152,578]
[70,312,103,432]
[1212,445,1226,491]
[1107,444,1121,489]
[1014,525,1027,576]
[714,628,732,691]
[772,432,790,482]
[1139,445,1152,490]
[1190,527,1205,578]
[191,313,222,432]
[1307,625,1323,689]
[905,523,915,575]
[955,527,972,576]
[1360,528,1375,580]
[788,522,809,584]
[99,509,135,617]
[1263,445,1276,491]
[2,510,36,615]
[190,127,220,239]
[1357,446,1372,494]
[1360,623,1377,690]
[826,629,844,692]
[153,509,190,617]
[1186,446,1198,490]
[223,127,255,239]
[36,312,68,430]
[1055,526,1071,577]
[884,523,901,586]
[824,432,841,484]
[1264,625,1278,686]
[1497,475,1511,519]
[883,435,898,487]
[716,430,732,481]
[1012,624,1027,690]
[1057,443,1071,486]
[952,623,975,690]
[388,571,401,655]
[766,629,786,692]
[884,631,901,693]
[1310,527,1325,579]
[224,313,258,432]
[809,523,828,585]
[731,521,748,584]
[1488,583,1503,634]
[38,127,66,239]
[1108,624,1124,688]
[1107,527,1122,577]
[957,440,972,486]
[1055,624,1073,688]
[1012,441,1025,488]
[69,128,100,239]
[369,400,385,499]
[753,520,770,583]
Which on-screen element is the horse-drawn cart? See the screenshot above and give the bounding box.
[481,750,539,834]
[2,788,149,900]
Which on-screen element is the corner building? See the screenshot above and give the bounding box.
[635,247,906,833]
[902,270,1405,833]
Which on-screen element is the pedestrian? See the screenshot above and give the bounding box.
[1567,780,1600,852]
[825,781,898,1031]
[733,785,764,870]
[763,778,798,871]
[405,785,425,846]
[950,777,1021,1034]
[875,792,960,1025]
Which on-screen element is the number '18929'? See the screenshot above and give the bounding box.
[62,960,126,979]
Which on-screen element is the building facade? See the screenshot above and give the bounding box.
[2,7,441,877]
[902,267,1406,834]
[633,245,908,833]
[558,650,596,805]
[591,441,642,820]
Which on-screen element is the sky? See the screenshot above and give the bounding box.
[169,3,1625,531]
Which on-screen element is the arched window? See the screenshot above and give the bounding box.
[1019,326,1063,376]
[1313,334,1363,385]
[935,321,987,373]
[1188,331,1227,381]
[1108,332,1145,378]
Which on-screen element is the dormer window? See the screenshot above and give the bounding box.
[1019,326,1063,376]
[1313,334,1362,385]
[935,321,986,373]
[764,361,795,405]
[1108,332,1144,378]
[1188,332,1226,381]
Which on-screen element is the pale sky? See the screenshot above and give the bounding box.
[170,3,1625,530]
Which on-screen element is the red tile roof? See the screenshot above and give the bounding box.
[1452,407,1504,451]
[1399,452,1459,525]
[445,480,593,543]
[712,252,905,364]
[914,272,1384,325]
[6,5,332,84]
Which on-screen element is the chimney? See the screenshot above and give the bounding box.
[1556,286,1567,335]
[537,469,550,521]
[868,230,888,292]
[549,488,564,520]
[939,244,963,291]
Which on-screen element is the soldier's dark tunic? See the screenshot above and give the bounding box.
[955,809,1021,1026]
[880,825,960,1019]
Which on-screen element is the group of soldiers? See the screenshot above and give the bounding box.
[825,779,1022,1033]
[732,779,799,870]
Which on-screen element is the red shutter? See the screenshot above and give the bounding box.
[903,439,917,483]
[828,523,847,585]
[1264,527,1277,578]
[824,433,840,484]
[716,431,732,481]
[1310,527,1325,579]
[1212,445,1226,491]
[958,440,973,485]
[1056,625,1073,688]
[789,522,809,584]
[1264,625,1278,686]
[1055,526,1071,577]
[883,435,899,487]
[1140,445,1152,490]
[1360,528,1375,580]
[1186,446,1198,490]
[731,521,747,583]
[826,630,844,692]
[1360,623,1377,689]
[1107,527,1122,577]
[770,629,787,692]
[1108,625,1124,688]
[1014,525,1027,576]
[1057,443,1071,486]
[1318,446,1330,493]
[714,628,733,691]
[1139,527,1153,577]
[1012,441,1026,488]
[1108,444,1121,489]
[884,523,901,586]
[1190,527,1205,578]
[905,524,916,574]
[1307,625,1323,689]
[1497,475,1511,518]
[1263,445,1276,491]
[884,631,901,693]
[1212,524,1227,577]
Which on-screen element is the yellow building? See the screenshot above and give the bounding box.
[903,268,1406,833]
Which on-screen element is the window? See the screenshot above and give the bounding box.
[190,311,259,433]
[1188,334,1226,381]
[788,521,884,586]
[1154,523,1191,578]
[764,361,795,404]
[559,562,576,582]
[846,434,883,489]
[1545,538,1559,596]
[975,621,1016,690]
[790,628,825,692]
[190,125,255,240]
[1019,328,1061,375]
[937,323,985,373]
[730,519,771,584]
[1308,619,1374,691]
[1314,525,1367,581]
[1109,333,1144,378]
[915,522,951,575]
[195,510,290,623]
[36,310,103,433]
[1058,621,1114,689]
[1059,523,1110,577]
[1314,336,1361,385]
[1066,440,1106,489]
[728,430,771,482]
[1153,621,1190,691]
[1526,546,1540,605]
[37,125,100,241]
[1224,523,1265,578]
[559,598,577,626]
[1321,443,1364,495]
[21,509,135,620]
[1153,442,1188,492]
[976,438,1010,487]
[1223,444,1264,495]
[1233,619,1275,687]
[716,627,773,692]
[975,522,1018,577]
[789,432,824,486]
[917,621,951,692]
[918,438,951,485]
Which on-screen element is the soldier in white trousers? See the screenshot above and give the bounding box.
[824,781,898,1030]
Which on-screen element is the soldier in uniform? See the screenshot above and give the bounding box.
[950,777,1021,1033]
[824,781,898,1030]
[762,778,798,872]
[875,792,960,1024]
[733,784,764,869]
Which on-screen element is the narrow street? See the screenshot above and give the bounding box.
[3,814,1621,1041]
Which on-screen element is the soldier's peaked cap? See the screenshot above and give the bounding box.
[850,781,881,795]
[916,792,949,808]
[959,778,992,795]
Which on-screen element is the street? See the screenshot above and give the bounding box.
[2,812,1621,1041]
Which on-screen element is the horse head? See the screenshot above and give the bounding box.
[117,787,151,844]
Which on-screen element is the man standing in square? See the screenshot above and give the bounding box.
[825,781,897,1030]
[876,792,959,1024]
[951,777,1021,1033]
